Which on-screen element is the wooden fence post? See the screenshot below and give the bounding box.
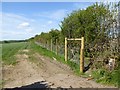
[65,37,67,61]
[56,39,58,55]
[51,39,52,51]
[45,41,47,48]
[80,37,84,73]
[43,41,45,48]
[47,41,49,50]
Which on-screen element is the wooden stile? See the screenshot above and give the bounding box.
[64,37,84,73]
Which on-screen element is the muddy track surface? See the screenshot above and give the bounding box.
[2,49,115,88]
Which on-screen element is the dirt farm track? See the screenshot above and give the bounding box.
[2,49,115,88]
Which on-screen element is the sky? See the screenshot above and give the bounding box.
[1,2,95,40]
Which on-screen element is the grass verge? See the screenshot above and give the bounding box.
[29,42,81,75]
[91,68,120,87]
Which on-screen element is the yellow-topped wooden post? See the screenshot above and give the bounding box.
[65,37,67,61]
[80,37,84,73]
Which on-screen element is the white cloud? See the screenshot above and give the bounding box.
[20,22,30,27]
[48,21,53,24]
[17,22,30,29]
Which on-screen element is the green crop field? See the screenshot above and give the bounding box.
[0,44,2,60]
[2,42,28,65]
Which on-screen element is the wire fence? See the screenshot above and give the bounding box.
[35,40,81,66]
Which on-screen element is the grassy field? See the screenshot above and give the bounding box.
[2,42,28,65]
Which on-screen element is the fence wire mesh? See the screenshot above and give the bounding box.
[35,39,82,67]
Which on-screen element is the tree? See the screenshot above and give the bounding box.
[60,3,111,46]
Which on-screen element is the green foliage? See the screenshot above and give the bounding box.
[33,29,61,44]
[92,69,119,87]
[0,80,4,89]
[49,29,60,42]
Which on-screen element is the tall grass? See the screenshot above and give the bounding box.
[91,68,120,87]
